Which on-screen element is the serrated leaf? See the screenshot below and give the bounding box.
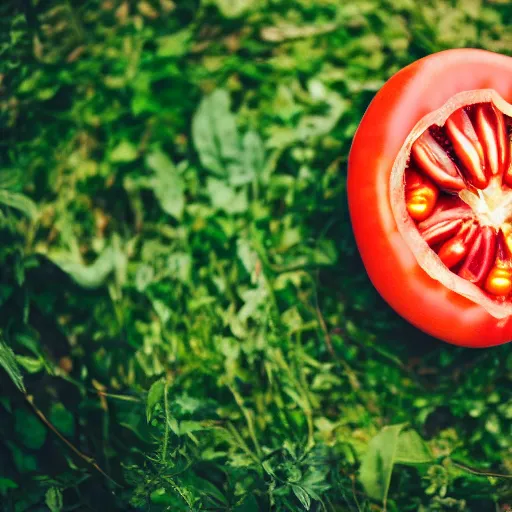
[146,150,185,219]
[0,190,37,219]
[51,247,116,289]
[192,89,241,178]
[147,378,165,422]
[0,339,25,393]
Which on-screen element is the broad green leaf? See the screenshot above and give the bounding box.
[359,424,405,503]
[146,150,185,220]
[0,339,25,393]
[207,178,247,214]
[360,425,433,504]
[0,190,37,219]
[395,429,433,465]
[51,248,116,289]
[45,487,63,512]
[192,89,241,178]
[15,408,47,450]
[146,378,165,422]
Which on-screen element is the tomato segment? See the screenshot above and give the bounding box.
[348,49,512,347]
[411,131,465,191]
[445,108,488,189]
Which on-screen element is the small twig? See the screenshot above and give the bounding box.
[95,391,142,403]
[25,394,120,487]
[452,460,512,479]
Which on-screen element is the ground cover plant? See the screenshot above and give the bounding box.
[2,0,512,510]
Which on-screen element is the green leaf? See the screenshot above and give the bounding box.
[50,403,75,437]
[192,89,241,178]
[230,130,265,186]
[0,339,25,393]
[292,485,311,510]
[168,252,192,283]
[50,247,116,289]
[395,429,433,465]
[7,442,37,473]
[209,0,255,18]
[146,150,185,220]
[207,178,247,214]
[15,408,46,450]
[359,425,433,504]
[156,30,191,57]
[16,355,44,374]
[0,478,17,496]
[45,487,63,512]
[0,190,37,219]
[359,424,405,503]
[0,168,23,190]
[147,378,165,422]
[110,140,138,163]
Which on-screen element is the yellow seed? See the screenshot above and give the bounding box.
[485,267,512,296]
[405,169,439,222]
[406,196,431,221]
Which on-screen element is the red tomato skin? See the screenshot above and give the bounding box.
[348,49,512,347]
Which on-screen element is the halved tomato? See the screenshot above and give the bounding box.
[348,49,512,347]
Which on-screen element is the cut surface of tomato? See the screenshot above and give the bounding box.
[348,49,512,347]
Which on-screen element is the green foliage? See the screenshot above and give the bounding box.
[2,0,512,510]
[360,424,433,505]
[0,338,26,393]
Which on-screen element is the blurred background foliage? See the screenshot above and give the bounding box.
[2,0,512,510]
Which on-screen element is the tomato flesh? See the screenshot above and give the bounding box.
[348,49,512,347]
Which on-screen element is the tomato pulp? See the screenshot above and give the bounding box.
[348,49,512,347]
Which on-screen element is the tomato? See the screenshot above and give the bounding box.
[348,49,512,347]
